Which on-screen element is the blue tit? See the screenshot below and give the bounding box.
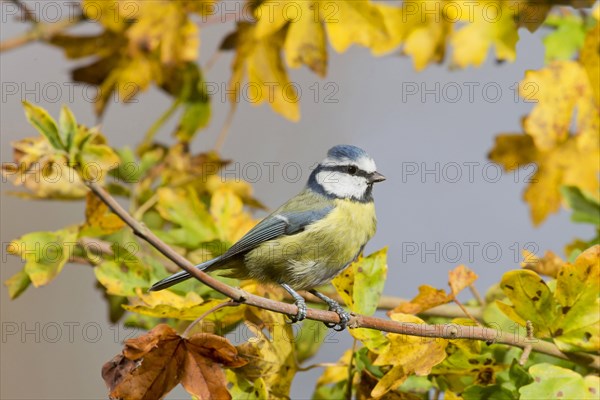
[150,145,385,330]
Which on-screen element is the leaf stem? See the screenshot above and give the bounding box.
[83,180,600,372]
[182,300,238,338]
[519,320,534,366]
[137,100,182,156]
[214,103,237,152]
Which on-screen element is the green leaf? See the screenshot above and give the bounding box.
[498,270,557,337]
[155,187,219,248]
[95,261,150,297]
[176,101,210,142]
[543,14,587,63]
[332,248,389,352]
[22,101,64,150]
[7,227,78,288]
[462,384,515,400]
[519,364,598,400]
[59,105,77,154]
[3,270,32,299]
[78,142,120,181]
[295,318,328,364]
[508,359,533,389]
[225,370,268,400]
[354,347,383,379]
[560,186,600,225]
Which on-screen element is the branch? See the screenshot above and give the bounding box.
[9,0,38,23]
[0,14,84,52]
[85,180,600,371]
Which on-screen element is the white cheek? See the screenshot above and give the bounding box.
[316,171,367,199]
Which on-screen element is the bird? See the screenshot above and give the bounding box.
[149,145,385,330]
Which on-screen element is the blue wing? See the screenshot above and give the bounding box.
[222,206,334,258]
[149,206,334,291]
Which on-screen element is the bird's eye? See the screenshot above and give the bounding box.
[347,166,358,175]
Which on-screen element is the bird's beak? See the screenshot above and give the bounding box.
[368,171,386,184]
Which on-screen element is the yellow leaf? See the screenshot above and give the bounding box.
[580,18,600,103]
[227,22,300,121]
[82,0,138,32]
[489,61,599,225]
[284,1,327,77]
[392,284,451,314]
[124,289,243,323]
[372,313,448,397]
[235,318,296,399]
[210,188,257,243]
[321,0,389,53]
[448,265,478,297]
[498,269,556,337]
[522,61,598,151]
[451,1,518,68]
[81,192,125,236]
[126,1,199,64]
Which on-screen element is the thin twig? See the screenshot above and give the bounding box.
[519,320,534,366]
[214,103,237,152]
[84,180,600,371]
[301,291,484,320]
[452,298,482,326]
[182,300,238,338]
[0,14,84,52]
[469,284,485,306]
[133,193,159,220]
[9,0,38,23]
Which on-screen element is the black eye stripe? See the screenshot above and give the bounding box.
[319,165,370,178]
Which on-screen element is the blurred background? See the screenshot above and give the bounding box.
[1,2,595,399]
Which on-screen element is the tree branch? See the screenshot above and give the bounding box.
[84,180,600,371]
[0,14,84,52]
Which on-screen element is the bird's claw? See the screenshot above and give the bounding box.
[324,304,351,331]
[286,299,307,324]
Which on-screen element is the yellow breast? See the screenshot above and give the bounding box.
[244,199,377,289]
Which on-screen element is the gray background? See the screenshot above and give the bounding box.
[1,2,594,399]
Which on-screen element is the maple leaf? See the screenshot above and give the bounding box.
[497,245,599,352]
[5,226,78,294]
[450,0,519,68]
[489,60,599,225]
[80,192,126,236]
[373,1,450,71]
[102,324,246,400]
[234,317,297,399]
[392,265,476,315]
[223,22,300,121]
[51,0,200,117]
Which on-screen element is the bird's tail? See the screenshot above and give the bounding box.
[148,257,221,291]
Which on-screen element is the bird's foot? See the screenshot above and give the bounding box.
[287,298,307,324]
[324,303,351,331]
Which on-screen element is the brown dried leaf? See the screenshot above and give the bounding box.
[521,250,564,278]
[448,265,478,297]
[102,324,246,400]
[182,333,246,399]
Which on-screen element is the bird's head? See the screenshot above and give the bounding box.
[308,145,385,202]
